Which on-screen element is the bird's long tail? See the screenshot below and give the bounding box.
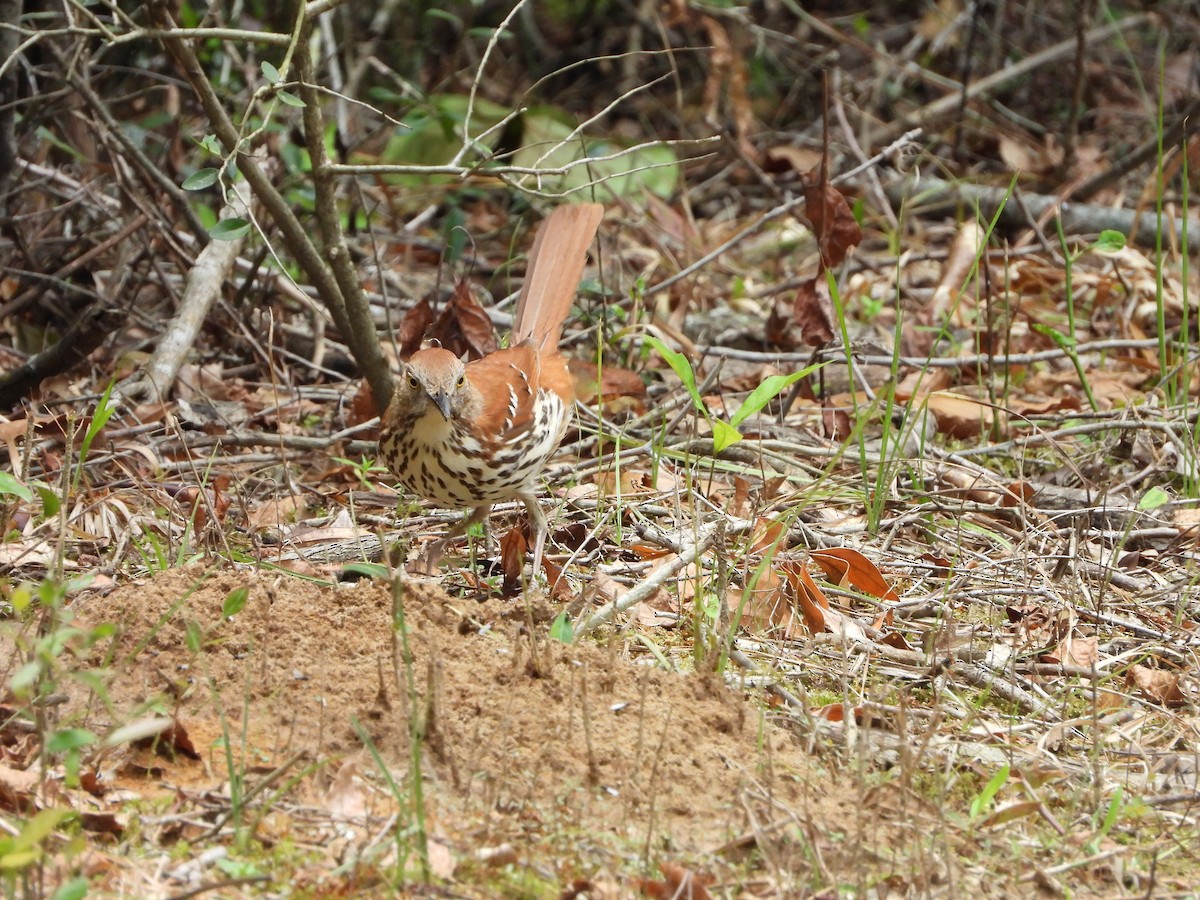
[512,203,604,349]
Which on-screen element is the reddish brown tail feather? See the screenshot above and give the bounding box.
[513,203,604,349]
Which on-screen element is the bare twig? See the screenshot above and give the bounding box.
[575,518,757,639]
[645,129,923,298]
[878,13,1151,141]
[885,174,1200,251]
[116,196,249,405]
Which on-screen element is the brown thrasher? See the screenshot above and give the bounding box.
[379,203,604,576]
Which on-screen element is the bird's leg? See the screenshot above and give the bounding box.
[519,491,549,587]
[415,504,490,573]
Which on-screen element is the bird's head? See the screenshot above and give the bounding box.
[394,347,474,422]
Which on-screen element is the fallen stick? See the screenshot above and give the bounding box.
[884,174,1200,251]
[574,518,757,639]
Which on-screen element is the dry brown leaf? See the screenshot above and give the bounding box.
[917,390,1006,440]
[396,296,435,360]
[1010,394,1083,416]
[424,279,499,360]
[822,401,852,441]
[500,525,527,595]
[0,417,30,471]
[628,544,673,561]
[326,756,371,820]
[792,275,836,346]
[0,763,39,813]
[540,556,573,601]
[427,835,457,880]
[131,719,200,761]
[809,547,900,602]
[1044,635,1098,669]
[727,476,752,518]
[811,703,854,722]
[636,861,714,900]
[348,379,380,433]
[568,359,647,409]
[1126,664,1189,707]
[247,494,309,532]
[802,176,862,268]
[746,517,787,555]
[476,843,520,868]
[763,145,823,176]
[894,367,953,398]
[728,567,793,635]
[1000,480,1036,508]
[779,559,832,636]
[980,800,1042,829]
[929,221,983,323]
[917,0,961,40]
[1174,507,1200,542]
[286,509,371,546]
[562,877,623,900]
[593,470,655,497]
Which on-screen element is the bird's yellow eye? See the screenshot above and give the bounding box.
[456,374,466,388]
[407,375,420,389]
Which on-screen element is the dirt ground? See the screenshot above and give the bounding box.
[34,567,934,895]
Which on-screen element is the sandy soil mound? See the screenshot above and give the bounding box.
[61,568,832,868]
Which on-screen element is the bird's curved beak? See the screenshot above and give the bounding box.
[429,390,452,420]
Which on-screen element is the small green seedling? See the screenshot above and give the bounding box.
[969,763,1010,822]
[333,455,390,491]
[644,336,825,452]
[72,378,118,495]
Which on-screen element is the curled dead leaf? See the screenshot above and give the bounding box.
[802,176,862,268]
[918,390,1007,440]
[809,547,900,602]
[1126,664,1189,707]
[792,275,836,347]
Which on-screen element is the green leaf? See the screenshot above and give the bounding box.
[9,660,43,697]
[1099,785,1123,833]
[260,60,280,83]
[182,624,201,652]
[970,764,1009,820]
[342,562,389,580]
[182,168,219,190]
[711,419,743,453]
[0,472,33,502]
[11,808,74,854]
[185,619,203,653]
[1138,486,1170,510]
[1030,322,1075,350]
[467,26,512,40]
[1090,230,1126,254]
[51,877,90,900]
[277,90,305,108]
[85,379,117,445]
[9,585,32,615]
[549,610,573,643]
[209,218,251,241]
[728,363,828,429]
[216,857,264,879]
[198,134,222,156]
[222,586,249,619]
[422,7,463,26]
[35,126,85,161]
[46,728,96,754]
[513,109,678,200]
[35,483,60,518]
[643,336,707,416]
[0,848,40,870]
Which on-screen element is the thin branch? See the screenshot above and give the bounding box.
[575,519,757,639]
[886,174,1200,251]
